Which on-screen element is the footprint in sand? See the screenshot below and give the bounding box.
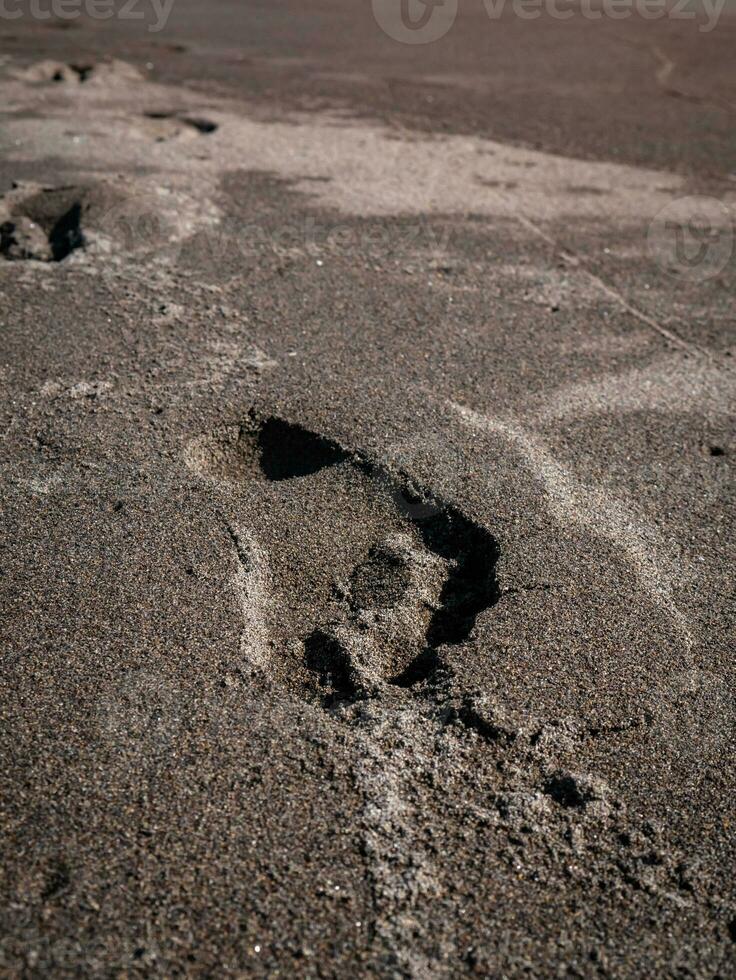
[0,179,206,267]
[184,411,500,708]
[139,111,219,143]
[0,184,88,262]
[14,58,145,87]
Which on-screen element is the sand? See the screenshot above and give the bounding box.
[0,3,735,976]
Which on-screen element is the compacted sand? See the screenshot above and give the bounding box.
[0,3,735,976]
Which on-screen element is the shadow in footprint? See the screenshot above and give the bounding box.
[49,203,84,261]
[143,111,219,136]
[390,648,442,688]
[417,509,501,649]
[304,630,356,706]
[389,511,500,689]
[258,418,348,481]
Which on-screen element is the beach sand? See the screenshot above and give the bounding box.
[0,3,735,975]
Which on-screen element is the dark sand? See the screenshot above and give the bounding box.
[0,2,735,976]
